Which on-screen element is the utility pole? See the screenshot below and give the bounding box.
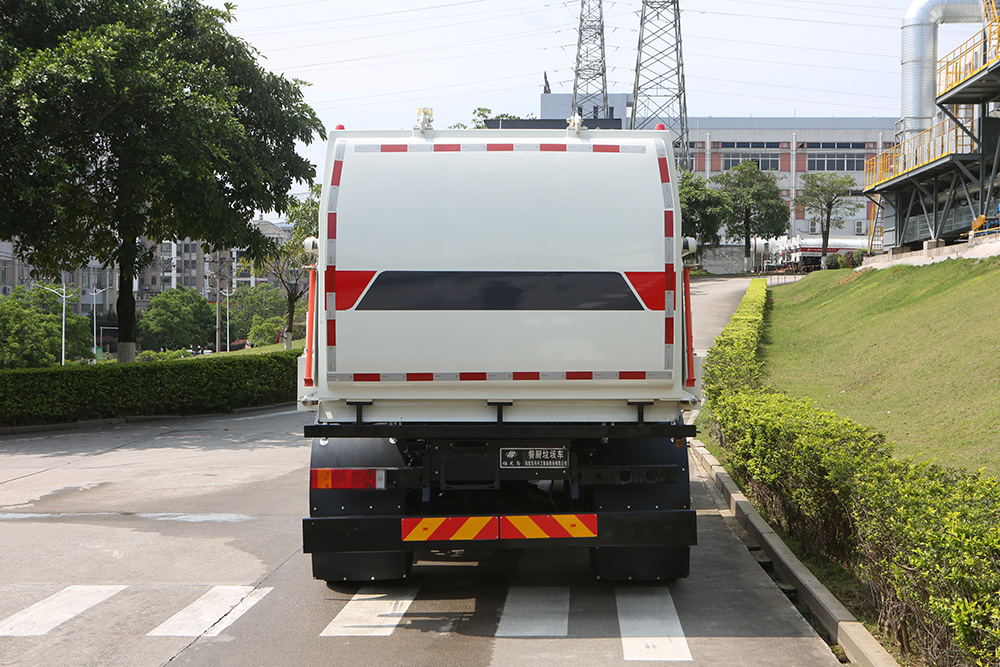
[571,0,609,120]
[631,0,690,167]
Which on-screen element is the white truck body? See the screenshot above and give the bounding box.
[299,127,699,425]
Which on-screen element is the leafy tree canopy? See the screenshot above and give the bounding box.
[0,0,325,360]
[247,314,284,348]
[449,108,531,129]
[9,284,93,362]
[229,282,284,342]
[796,172,863,259]
[711,161,789,263]
[0,296,55,369]
[678,170,731,247]
[245,183,319,349]
[137,286,215,351]
[0,285,93,367]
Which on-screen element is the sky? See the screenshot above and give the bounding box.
[202,0,979,197]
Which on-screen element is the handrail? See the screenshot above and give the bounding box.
[937,18,1000,97]
[864,113,977,189]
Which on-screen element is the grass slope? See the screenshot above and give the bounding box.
[762,256,1000,476]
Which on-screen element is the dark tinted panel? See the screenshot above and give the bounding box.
[356,271,643,311]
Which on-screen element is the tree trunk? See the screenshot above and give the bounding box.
[743,218,752,273]
[284,293,296,351]
[821,209,832,269]
[117,240,137,363]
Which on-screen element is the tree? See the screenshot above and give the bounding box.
[0,296,55,369]
[712,161,789,271]
[449,108,527,129]
[10,285,93,362]
[678,170,731,248]
[796,172,863,264]
[137,287,215,351]
[247,184,319,350]
[228,282,284,343]
[247,314,285,348]
[0,0,325,362]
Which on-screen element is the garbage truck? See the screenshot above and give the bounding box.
[298,112,701,582]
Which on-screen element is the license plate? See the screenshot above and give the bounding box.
[500,447,568,468]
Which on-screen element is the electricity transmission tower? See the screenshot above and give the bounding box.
[571,0,609,120]
[631,0,690,166]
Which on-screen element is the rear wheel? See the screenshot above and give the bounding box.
[309,437,412,582]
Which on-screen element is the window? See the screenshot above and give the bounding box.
[798,141,867,150]
[807,153,865,171]
[722,152,780,170]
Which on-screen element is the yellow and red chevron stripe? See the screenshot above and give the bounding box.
[499,514,598,539]
[401,516,498,542]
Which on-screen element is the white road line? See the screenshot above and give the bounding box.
[0,585,127,636]
[495,586,570,638]
[148,585,261,637]
[203,587,272,637]
[615,587,693,661]
[320,587,418,637]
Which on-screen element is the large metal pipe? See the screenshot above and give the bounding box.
[901,0,983,139]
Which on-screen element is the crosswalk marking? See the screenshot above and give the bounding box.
[0,585,126,636]
[148,585,270,637]
[495,586,570,638]
[615,587,692,661]
[0,581,696,660]
[320,587,418,637]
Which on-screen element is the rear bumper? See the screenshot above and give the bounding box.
[302,509,697,553]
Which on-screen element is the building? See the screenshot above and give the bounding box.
[686,116,897,242]
[0,218,288,330]
[540,92,896,245]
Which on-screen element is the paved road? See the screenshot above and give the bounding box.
[0,276,840,667]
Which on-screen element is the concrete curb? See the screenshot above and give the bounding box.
[0,403,297,438]
[691,440,899,667]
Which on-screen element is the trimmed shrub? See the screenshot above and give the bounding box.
[703,277,1000,666]
[0,351,298,426]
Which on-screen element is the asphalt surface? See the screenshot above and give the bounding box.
[0,275,843,667]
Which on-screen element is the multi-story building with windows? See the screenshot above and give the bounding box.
[686,117,896,240]
[539,93,897,243]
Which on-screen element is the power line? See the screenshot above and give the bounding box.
[265,4,564,53]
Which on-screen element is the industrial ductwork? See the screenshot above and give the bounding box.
[901,0,983,139]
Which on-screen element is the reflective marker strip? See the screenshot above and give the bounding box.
[354,143,645,154]
[658,138,678,372]
[499,514,598,539]
[401,516,498,542]
[0,585,126,636]
[326,371,656,383]
[401,515,595,541]
[320,587,418,637]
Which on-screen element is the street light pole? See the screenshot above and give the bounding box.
[89,287,109,359]
[37,283,68,365]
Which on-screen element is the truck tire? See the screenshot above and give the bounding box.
[588,437,692,581]
[309,437,412,582]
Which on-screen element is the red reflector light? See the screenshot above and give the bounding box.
[310,468,380,489]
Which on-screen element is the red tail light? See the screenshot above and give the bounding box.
[310,468,384,490]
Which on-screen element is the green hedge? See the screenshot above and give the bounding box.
[0,351,299,427]
[702,278,1000,666]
